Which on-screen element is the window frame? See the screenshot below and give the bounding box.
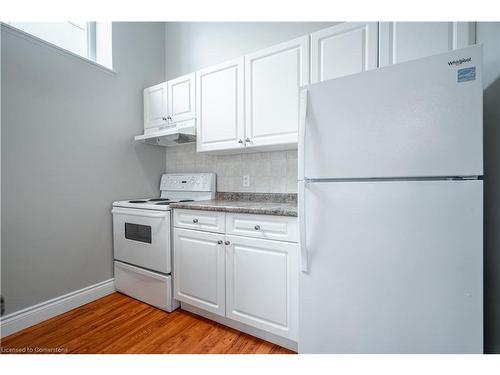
[86,22,97,62]
[1,21,114,74]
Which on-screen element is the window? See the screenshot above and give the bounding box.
[6,22,113,70]
[124,223,152,244]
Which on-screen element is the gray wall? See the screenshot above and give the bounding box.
[164,22,337,193]
[477,22,500,354]
[1,22,166,315]
[165,22,338,80]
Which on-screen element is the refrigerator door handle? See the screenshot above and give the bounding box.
[298,89,308,181]
[298,180,308,273]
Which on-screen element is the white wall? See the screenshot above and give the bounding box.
[1,22,166,315]
[477,22,500,354]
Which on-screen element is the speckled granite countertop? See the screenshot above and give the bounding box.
[169,192,297,217]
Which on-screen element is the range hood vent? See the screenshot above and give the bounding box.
[135,121,196,147]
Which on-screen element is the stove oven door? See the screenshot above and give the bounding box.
[112,207,171,274]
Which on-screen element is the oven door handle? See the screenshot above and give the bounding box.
[111,207,168,218]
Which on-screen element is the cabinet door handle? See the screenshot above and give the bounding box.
[162,117,167,121]
[192,218,198,223]
[167,115,172,120]
[217,240,223,245]
[224,240,230,245]
[254,225,260,230]
[238,139,243,144]
[245,138,251,143]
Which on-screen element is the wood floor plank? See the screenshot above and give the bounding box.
[210,332,241,353]
[0,292,295,354]
[39,295,147,351]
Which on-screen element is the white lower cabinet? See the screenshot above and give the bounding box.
[225,235,298,340]
[173,228,226,316]
[173,209,298,341]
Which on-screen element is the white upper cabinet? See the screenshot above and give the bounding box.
[196,57,245,152]
[144,22,477,149]
[379,22,476,67]
[143,82,168,131]
[143,73,195,133]
[311,22,378,83]
[245,35,310,148]
[167,72,196,123]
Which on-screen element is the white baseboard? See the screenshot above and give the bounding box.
[0,279,115,338]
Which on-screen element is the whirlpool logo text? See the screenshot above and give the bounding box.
[448,57,472,66]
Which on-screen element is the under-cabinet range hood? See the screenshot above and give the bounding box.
[134,123,196,147]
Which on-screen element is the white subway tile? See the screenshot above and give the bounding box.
[271,159,287,177]
[165,148,297,193]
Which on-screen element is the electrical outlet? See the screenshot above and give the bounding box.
[243,175,250,187]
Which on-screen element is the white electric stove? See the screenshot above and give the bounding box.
[112,173,216,311]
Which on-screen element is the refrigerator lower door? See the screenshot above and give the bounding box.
[299,179,483,353]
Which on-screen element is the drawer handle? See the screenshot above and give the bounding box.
[224,240,230,245]
[254,225,261,230]
[217,240,223,245]
[192,218,198,223]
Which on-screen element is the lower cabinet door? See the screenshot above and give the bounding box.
[173,228,226,316]
[225,235,298,340]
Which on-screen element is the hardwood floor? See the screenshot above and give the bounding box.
[0,292,295,354]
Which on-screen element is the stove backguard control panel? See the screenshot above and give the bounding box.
[160,173,216,192]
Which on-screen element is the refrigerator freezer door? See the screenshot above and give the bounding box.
[301,45,483,180]
[299,180,483,353]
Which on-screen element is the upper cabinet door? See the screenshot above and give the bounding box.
[143,82,168,131]
[379,22,476,67]
[167,72,196,123]
[245,35,310,148]
[196,58,245,152]
[311,22,378,83]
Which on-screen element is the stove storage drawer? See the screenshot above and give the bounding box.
[114,261,178,312]
[173,209,225,233]
[225,213,298,243]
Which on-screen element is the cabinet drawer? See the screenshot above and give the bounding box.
[226,213,298,243]
[174,209,225,233]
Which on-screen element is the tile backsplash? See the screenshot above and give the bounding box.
[165,144,298,193]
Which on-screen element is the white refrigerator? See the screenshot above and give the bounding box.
[298,45,483,353]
